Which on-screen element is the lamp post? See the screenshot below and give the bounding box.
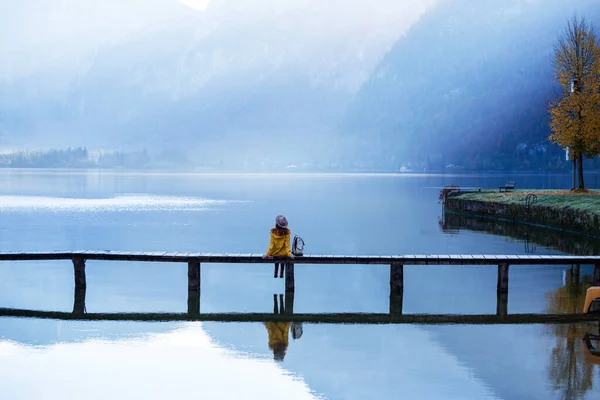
[569,78,578,190]
[566,147,575,190]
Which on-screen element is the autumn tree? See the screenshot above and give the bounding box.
[549,16,600,190]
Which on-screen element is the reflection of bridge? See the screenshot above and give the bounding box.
[441,212,600,255]
[2,307,600,325]
[1,251,600,318]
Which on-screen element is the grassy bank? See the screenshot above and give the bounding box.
[453,190,600,216]
[444,189,600,237]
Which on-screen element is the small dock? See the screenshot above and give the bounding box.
[1,251,600,319]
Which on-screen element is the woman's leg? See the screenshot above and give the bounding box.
[280,262,285,278]
[274,263,279,278]
[273,294,279,314]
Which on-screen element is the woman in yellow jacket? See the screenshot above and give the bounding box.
[262,215,294,278]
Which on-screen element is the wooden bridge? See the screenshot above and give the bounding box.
[1,251,600,319]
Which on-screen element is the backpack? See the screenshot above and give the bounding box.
[292,235,305,256]
[291,322,303,340]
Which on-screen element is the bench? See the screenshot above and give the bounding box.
[499,181,515,192]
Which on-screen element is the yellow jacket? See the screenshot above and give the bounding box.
[264,322,291,350]
[265,229,292,257]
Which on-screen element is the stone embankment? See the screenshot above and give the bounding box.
[444,190,600,237]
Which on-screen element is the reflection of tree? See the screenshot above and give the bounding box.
[437,215,459,234]
[545,272,595,399]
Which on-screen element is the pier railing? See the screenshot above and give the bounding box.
[1,252,599,319]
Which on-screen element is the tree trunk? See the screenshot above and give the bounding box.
[578,153,585,189]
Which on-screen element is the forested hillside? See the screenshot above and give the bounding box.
[341,0,600,171]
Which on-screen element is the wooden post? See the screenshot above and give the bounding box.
[187,261,201,315]
[594,263,600,286]
[73,257,86,288]
[285,262,295,292]
[497,263,509,293]
[390,262,403,294]
[496,292,508,316]
[187,291,200,316]
[284,290,295,314]
[390,291,403,316]
[73,286,86,315]
[390,262,404,316]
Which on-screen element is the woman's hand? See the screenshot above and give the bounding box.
[262,254,273,259]
[289,254,295,259]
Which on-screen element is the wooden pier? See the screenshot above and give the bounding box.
[1,251,600,318]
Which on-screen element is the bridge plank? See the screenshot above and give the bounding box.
[343,256,358,264]
[0,252,600,266]
[447,255,462,263]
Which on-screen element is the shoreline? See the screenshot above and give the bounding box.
[2,168,600,176]
[444,190,600,238]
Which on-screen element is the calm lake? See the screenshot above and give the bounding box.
[1,170,599,399]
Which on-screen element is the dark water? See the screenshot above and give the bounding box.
[0,170,599,399]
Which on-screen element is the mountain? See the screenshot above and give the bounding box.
[0,0,434,168]
[340,0,600,171]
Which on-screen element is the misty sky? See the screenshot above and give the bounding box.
[0,0,445,157]
[0,0,437,93]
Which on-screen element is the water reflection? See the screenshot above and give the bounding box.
[73,286,86,315]
[545,270,598,399]
[0,324,321,400]
[2,308,600,399]
[440,211,600,398]
[440,212,600,255]
[583,333,600,365]
[266,293,303,361]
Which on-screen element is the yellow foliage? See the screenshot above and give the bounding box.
[549,17,600,160]
[549,90,600,157]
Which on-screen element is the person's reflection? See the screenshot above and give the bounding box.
[264,294,302,361]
